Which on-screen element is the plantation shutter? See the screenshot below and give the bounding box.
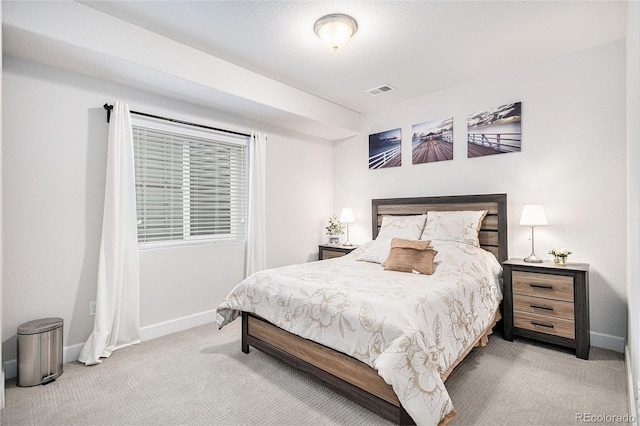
[132,124,247,246]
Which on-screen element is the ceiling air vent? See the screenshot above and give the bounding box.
[366,84,395,96]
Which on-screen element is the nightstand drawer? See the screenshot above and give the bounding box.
[318,244,359,261]
[514,311,575,339]
[322,250,346,260]
[513,294,575,320]
[512,271,574,302]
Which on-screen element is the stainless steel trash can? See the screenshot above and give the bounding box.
[17,317,63,387]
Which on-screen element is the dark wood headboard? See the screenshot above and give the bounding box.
[371,193,508,262]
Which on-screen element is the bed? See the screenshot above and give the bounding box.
[216,193,508,425]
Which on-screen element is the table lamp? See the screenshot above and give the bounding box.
[340,207,355,246]
[520,204,548,263]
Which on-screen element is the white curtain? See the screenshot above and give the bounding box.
[245,132,267,277]
[79,102,141,365]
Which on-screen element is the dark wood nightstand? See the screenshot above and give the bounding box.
[318,244,359,260]
[502,258,590,359]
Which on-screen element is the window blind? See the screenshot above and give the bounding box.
[132,124,247,246]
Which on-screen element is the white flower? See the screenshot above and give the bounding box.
[550,247,572,257]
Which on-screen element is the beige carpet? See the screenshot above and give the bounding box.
[1,320,629,425]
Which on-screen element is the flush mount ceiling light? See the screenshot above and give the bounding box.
[314,14,358,51]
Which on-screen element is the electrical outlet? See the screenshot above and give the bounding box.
[89,301,96,316]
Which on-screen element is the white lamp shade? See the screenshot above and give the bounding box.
[519,204,548,226]
[340,207,355,223]
[314,14,358,50]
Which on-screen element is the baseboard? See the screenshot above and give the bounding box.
[139,309,216,341]
[591,331,625,353]
[626,345,638,425]
[3,309,217,380]
[0,368,4,408]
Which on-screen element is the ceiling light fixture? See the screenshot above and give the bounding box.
[314,14,358,51]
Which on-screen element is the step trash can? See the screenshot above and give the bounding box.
[17,317,63,387]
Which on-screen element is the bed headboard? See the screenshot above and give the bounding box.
[371,193,508,262]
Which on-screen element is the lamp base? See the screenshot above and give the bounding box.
[524,255,543,263]
[343,241,353,246]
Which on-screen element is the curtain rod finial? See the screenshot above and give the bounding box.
[103,103,113,123]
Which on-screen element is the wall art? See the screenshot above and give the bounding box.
[467,102,521,158]
[411,117,453,165]
[369,128,402,169]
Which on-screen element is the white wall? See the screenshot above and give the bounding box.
[626,0,640,413]
[1,57,334,365]
[0,2,5,406]
[266,133,335,267]
[334,40,627,351]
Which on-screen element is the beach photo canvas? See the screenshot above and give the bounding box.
[467,102,522,158]
[412,117,453,165]
[369,128,402,169]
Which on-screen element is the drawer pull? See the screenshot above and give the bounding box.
[530,303,554,311]
[531,320,555,329]
[529,283,553,290]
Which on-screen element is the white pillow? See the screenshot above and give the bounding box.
[358,214,427,264]
[377,214,428,240]
[421,210,487,247]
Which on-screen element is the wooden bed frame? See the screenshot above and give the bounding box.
[241,193,508,425]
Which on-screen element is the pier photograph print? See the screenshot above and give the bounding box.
[369,128,402,169]
[412,117,454,165]
[467,102,522,158]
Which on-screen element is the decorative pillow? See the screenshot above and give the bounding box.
[383,238,437,275]
[377,214,428,240]
[421,210,488,247]
[357,214,427,264]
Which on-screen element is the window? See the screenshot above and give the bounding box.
[132,118,248,247]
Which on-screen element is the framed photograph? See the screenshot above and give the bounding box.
[412,117,453,165]
[467,102,521,158]
[369,128,402,169]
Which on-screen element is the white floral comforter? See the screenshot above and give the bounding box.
[216,240,502,426]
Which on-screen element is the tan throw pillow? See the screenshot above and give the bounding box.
[389,238,431,251]
[383,238,437,275]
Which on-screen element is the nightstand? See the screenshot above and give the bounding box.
[502,258,590,359]
[318,244,358,260]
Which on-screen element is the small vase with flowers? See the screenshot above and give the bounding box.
[549,247,572,265]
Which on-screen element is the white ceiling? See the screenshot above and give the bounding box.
[78,0,627,113]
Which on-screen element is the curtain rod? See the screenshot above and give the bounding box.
[103,104,251,138]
